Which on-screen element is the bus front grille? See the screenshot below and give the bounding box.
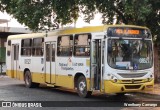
[121,79,143,83]
[125,85,141,89]
[118,73,147,78]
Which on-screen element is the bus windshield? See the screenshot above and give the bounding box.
[107,39,153,70]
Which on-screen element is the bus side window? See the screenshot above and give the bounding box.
[21,39,32,56]
[46,44,50,61]
[32,38,44,56]
[74,34,91,57]
[7,40,11,56]
[57,35,73,56]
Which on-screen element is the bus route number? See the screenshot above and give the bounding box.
[24,59,31,64]
[72,63,84,66]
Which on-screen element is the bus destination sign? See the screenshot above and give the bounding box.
[115,29,140,35]
[107,27,151,38]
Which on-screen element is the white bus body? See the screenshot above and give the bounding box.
[6,25,154,97]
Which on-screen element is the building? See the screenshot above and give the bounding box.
[0,19,31,73]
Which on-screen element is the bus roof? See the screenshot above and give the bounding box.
[7,25,148,40]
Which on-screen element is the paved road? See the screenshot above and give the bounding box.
[0,75,160,110]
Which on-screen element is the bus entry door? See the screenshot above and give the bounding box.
[45,42,56,84]
[12,44,20,79]
[90,39,104,90]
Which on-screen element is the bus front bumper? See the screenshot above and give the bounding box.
[103,79,154,94]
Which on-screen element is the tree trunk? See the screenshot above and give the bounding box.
[154,46,160,83]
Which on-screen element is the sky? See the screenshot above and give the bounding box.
[0,12,26,28]
[0,12,103,28]
[71,13,103,27]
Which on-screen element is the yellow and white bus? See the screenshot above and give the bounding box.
[6,25,154,97]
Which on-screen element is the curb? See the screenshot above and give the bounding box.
[133,92,160,100]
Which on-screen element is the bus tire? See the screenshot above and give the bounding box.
[24,70,39,88]
[77,76,92,98]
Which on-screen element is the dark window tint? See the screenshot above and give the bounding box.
[74,34,91,57]
[7,40,11,56]
[21,39,32,56]
[32,38,44,56]
[57,35,73,56]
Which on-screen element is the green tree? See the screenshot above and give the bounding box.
[95,0,159,36]
[0,0,159,39]
[0,0,80,31]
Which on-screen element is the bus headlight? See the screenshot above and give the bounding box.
[107,74,118,83]
[113,79,118,83]
[147,73,153,82]
[150,74,153,78]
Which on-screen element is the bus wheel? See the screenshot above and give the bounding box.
[77,76,92,98]
[24,70,39,88]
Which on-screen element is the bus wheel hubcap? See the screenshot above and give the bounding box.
[26,75,29,85]
[79,81,86,93]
